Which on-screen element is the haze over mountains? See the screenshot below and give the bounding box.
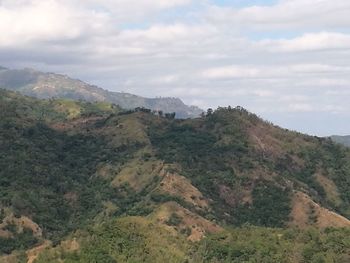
[332,136,350,147]
[0,66,203,119]
[2,65,350,144]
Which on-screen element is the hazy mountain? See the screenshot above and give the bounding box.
[0,67,203,118]
[331,135,350,147]
[1,89,350,262]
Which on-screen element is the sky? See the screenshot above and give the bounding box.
[1,0,350,136]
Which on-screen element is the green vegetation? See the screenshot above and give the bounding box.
[166,213,183,226]
[36,217,190,263]
[197,227,350,263]
[0,90,350,262]
[36,222,350,263]
[0,90,138,251]
[149,106,350,226]
[0,228,39,254]
[149,108,293,226]
[235,182,292,227]
[0,119,131,243]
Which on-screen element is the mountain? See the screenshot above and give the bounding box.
[0,67,203,119]
[331,135,350,147]
[1,90,350,262]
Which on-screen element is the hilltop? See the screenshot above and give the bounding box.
[0,90,350,262]
[0,67,203,119]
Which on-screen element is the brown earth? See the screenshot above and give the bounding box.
[218,184,252,207]
[247,122,307,167]
[26,240,51,263]
[158,173,209,210]
[0,254,18,263]
[112,157,165,192]
[0,214,42,238]
[315,173,342,206]
[150,202,222,241]
[289,191,350,228]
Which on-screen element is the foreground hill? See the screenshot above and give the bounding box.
[0,90,350,262]
[0,67,203,118]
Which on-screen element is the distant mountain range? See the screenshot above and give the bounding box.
[0,66,203,118]
[331,135,350,147]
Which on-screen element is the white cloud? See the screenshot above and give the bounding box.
[1,0,350,135]
[202,66,264,79]
[0,0,194,47]
[207,0,350,30]
[261,32,350,52]
[288,103,314,112]
[119,24,214,43]
[201,64,350,80]
[252,89,275,97]
[150,74,179,84]
[84,0,193,14]
[0,0,114,47]
[80,0,194,25]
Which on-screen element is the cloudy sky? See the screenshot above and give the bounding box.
[1,0,350,136]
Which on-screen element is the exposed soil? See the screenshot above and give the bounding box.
[151,201,222,242]
[289,191,350,228]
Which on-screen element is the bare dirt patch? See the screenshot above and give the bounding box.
[26,240,51,263]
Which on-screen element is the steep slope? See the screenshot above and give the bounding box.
[0,67,203,118]
[1,90,350,262]
[289,191,350,228]
[149,107,350,226]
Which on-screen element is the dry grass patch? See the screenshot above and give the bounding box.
[158,173,209,211]
[247,122,308,167]
[150,202,222,241]
[315,173,342,206]
[26,240,51,263]
[289,191,350,228]
[99,114,151,147]
[112,157,164,192]
[0,214,42,238]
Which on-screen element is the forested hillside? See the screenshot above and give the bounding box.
[1,90,350,263]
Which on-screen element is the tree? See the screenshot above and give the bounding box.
[206,108,213,116]
[165,112,176,120]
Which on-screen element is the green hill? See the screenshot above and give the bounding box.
[0,90,350,263]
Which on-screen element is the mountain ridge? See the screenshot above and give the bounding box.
[0,67,203,119]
